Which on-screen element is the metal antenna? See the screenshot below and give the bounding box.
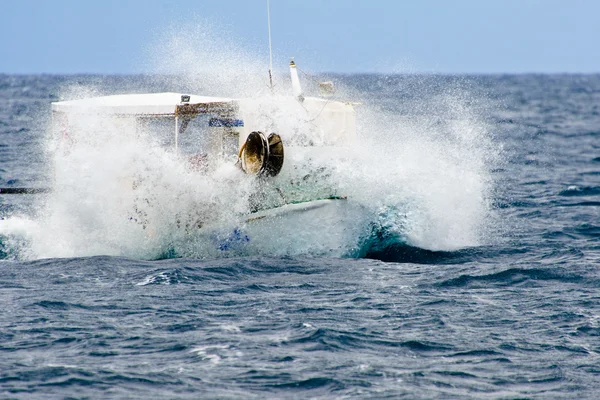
[267,0,274,90]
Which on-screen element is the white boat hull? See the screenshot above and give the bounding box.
[209,198,366,257]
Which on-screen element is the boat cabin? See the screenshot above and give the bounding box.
[51,91,357,175]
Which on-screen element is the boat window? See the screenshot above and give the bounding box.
[136,115,212,155]
[137,116,174,148]
[177,114,212,155]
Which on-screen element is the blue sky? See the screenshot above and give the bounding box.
[1,0,598,74]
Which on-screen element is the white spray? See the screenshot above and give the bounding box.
[0,22,501,260]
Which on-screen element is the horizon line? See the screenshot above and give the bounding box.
[1,71,600,77]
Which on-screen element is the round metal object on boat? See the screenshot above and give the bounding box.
[240,131,285,177]
[264,133,284,177]
[241,131,269,175]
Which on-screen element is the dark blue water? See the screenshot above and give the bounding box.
[1,73,599,398]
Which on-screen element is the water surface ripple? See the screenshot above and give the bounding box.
[1,74,599,398]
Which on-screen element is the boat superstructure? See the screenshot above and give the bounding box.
[49,61,358,231]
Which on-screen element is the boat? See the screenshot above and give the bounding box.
[40,0,366,256]
[48,60,361,251]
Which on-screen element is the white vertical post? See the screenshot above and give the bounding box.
[290,59,303,100]
[175,116,179,152]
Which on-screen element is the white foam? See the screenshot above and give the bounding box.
[0,24,501,260]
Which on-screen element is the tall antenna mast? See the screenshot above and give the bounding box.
[267,0,274,90]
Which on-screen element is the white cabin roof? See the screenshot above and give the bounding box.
[51,92,235,115]
[52,92,357,146]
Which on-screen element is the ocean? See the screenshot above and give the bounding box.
[0,72,599,399]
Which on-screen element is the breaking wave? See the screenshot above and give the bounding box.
[0,22,502,261]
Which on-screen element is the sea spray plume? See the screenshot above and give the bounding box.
[0,26,503,259]
[2,21,270,260]
[30,110,257,260]
[146,20,275,98]
[331,74,503,252]
[7,81,500,258]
